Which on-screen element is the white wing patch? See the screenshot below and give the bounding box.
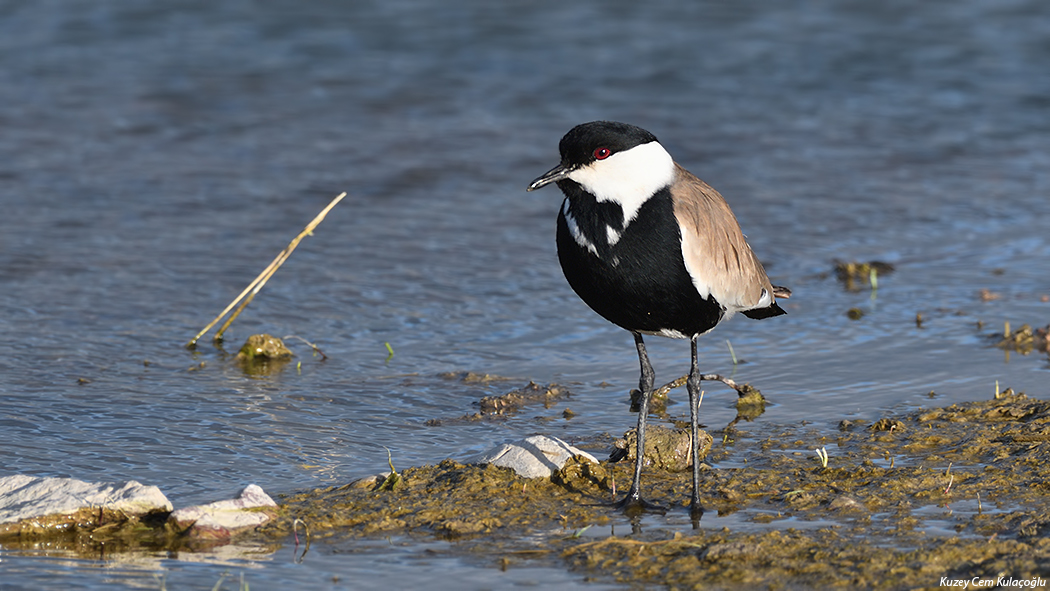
[679,231,763,320]
[678,230,742,321]
[679,231,713,300]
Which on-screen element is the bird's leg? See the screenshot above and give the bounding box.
[617,382,667,513]
[633,332,655,393]
[687,335,704,518]
[615,333,665,513]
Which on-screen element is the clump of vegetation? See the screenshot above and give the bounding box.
[234,333,295,376]
[994,322,1049,355]
[610,424,712,472]
[733,383,767,422]
[834,260,894,292]
[477,382,571,415]
[236,334,293,361]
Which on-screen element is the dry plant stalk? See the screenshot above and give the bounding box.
[651,373,751,397]
[186,191,347,348]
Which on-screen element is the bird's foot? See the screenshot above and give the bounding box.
[613,493,667,516]
[690,501,705,529]
[690,499,704,519]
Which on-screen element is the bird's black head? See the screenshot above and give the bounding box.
[527,121,663,193]
[557,121,659,168]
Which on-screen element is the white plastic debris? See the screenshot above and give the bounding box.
[168,484,277,537]
[469,435,598,478]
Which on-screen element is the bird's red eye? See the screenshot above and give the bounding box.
[593,147,611,160]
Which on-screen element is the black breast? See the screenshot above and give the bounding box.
[555,183,724,337]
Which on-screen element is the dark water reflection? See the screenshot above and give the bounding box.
[1,0,1048,588]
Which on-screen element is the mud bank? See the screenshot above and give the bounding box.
[6,389,1050,589]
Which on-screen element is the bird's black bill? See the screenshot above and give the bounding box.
[526,163,571,192]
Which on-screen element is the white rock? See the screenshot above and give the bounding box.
[168,484,277,537]
[469,435,599,478]
[0,475,172,524]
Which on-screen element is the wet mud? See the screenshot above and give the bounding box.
[280,388,1050,589]
[6,386,1050,588]
[426,378,573,424]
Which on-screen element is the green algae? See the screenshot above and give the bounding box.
[564,529,1050,590]
[425,380,573,424]
[235,333,294,376]
[7,388,1050,588]
[834,260,895,292]
[993,323,1049,356]
[271,458,616,539]
[266,389,1050,588]
[236,334,293,361]
[610,424,713,472]
[0,505,265,555]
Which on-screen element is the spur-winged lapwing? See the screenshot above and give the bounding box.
[527,120,790,515]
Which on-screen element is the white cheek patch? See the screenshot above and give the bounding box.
[567,141,675,227]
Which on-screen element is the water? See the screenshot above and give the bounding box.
[1,0,1049,588]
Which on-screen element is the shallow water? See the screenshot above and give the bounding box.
[1,0,1048,588]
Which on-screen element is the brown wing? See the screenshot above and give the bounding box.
[670,164,783,314]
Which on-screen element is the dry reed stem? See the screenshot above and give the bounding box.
[186,192,347,348]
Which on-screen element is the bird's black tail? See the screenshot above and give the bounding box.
[742,285,790,320]
[742,302,786,319]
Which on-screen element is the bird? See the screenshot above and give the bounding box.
[526,121,790,515]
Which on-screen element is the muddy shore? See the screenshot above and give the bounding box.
[5,386,1050,589]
